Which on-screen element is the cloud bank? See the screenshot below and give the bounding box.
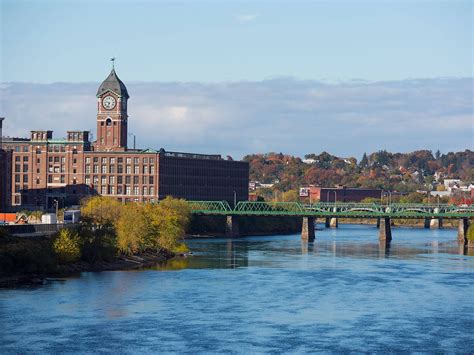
[1,78,472,159]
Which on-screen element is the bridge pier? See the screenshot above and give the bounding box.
[379,218,392,242]
[430,218,443,229]
[225,215,240,238]
[430,208,443,229]
[376,218,380,228]
[301,217,315,242]
[424,218,430,229]
[330,218,339,228]
[325,218,330,228]
[457,218,470,246]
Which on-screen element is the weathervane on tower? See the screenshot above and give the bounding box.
[110,57,116,69]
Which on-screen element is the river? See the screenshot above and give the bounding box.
[1,225,473,353]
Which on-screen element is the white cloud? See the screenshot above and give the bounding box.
[1,78,472,159]
[236,14,259,22]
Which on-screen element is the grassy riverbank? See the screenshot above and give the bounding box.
[0,196,191,287]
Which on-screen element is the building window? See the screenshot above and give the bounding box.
[73,149,77,155]
[48,176,53,183]
[125,176,131,184]
[93,176,99,184]
[117,176,123,184]
[86,157,91,164]
[23,156,28,162]
[117,186,123,195]
[150,158,154,164]
[134,165,139,174]
[150,187,154,195]
[126,157,131,164]
[73,158,77,165]
[54,167,59,173]
[118,165,123,174]
[15,175,20,183]
[73,168,77,174]
[134,158,139,164]
[149,176,154,184]
[126,165,131,174]
[109,176,115,184]
[48,157,53,163]
[143,186,148,195]
[143,157,148,164]
[133,176,139,184]
[118,158,123,164]
[36,149,41,154]
[85,165,91,174]
[23,146,28,152]
[143,165,148,174]
[101,165,107,174]
[23,175,28,183]
[110,158,115,164]
[109,186,115,195]
[93,165,99,173]
[109,165,115,173]
[36,158,40,164]
[134,186,139,195]
[15,164,20,173]
[85,176,91,185]
[126,186,131,195]
[60,175,65,183]
[60,146,66,152]
[15,156,20,162]
[102,158,107,164]
[23,164,28,172]
[93,157,98,163]
[150,165,155,174]
[101,186,107,195]
[101,176,107,185]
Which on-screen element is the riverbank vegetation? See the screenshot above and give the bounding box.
[0,197,190,281]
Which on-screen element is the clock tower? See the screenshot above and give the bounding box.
[96,68,129,151]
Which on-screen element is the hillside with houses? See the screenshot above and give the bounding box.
[244,150,473,203]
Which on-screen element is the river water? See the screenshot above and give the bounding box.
[1,225,473,353]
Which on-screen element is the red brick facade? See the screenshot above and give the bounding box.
[304,186,382,203]
[1,70,248,211]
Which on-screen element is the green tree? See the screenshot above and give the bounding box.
[53,229,81,264]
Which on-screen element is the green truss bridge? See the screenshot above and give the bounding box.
[187,201,474,245]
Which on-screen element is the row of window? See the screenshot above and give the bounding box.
[85,175,154,185]
[100,185,155,196]
[84,156,155,164]
[84,164,155,174]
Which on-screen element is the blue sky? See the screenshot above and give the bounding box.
[0,1,472,159]
[1,0,472,82]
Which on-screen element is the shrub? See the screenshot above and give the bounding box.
[53,229,81,264]
[467,224,474,242]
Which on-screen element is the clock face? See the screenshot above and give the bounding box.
[102,96,116,110]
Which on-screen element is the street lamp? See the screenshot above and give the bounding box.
[53,199,59,224]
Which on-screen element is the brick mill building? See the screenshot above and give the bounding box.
[0,69,249,211]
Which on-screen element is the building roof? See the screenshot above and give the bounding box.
[96,69,129,99]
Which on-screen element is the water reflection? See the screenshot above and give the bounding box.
[153,226,471,272]
[1,225,473,353]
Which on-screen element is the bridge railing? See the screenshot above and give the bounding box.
[187,200,232,214]
[234,201,304,215]
[187,200,474,217]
